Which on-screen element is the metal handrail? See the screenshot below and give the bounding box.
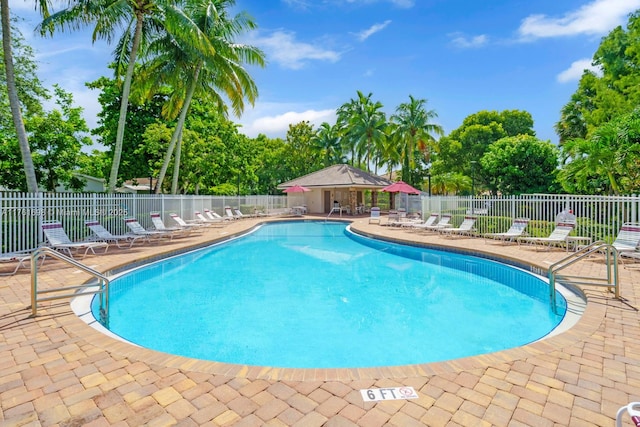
[31,247,109,326]
[548,241,619,313]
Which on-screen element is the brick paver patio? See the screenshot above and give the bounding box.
[1,215,639,426]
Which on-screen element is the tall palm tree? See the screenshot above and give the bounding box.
[312,122,343,166]
[138,0,264,194]
[339,91,386,172]
[1,1,50,192]
[39,0,208,192]
[391,95,443,187]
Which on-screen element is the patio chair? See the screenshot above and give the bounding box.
[41,221,109,258]
[419,213,453,232]
[224,206,238,220]
[402,213,439,229]
[484,218,530,244]
[205,208,232,221]
[150,213,193,237]
[0,251,33,276]
[194,211,225,227]
[369,207,381,224]
[517,222,575,251]
[233,208,251,219]
[439,215,477,238]
[124,217,174,242]
[85,220,146,248]
[616,401,640,427]
[169,213,206,232]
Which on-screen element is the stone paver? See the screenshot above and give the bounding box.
[1,215,639,425]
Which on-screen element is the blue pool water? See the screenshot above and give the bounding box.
[95,221,567,369]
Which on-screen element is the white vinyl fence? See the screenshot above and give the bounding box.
[420,193,640,242]
[2,192,639,255]
[0,192,287,254]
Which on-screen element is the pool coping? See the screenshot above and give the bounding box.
[66,218,600,382]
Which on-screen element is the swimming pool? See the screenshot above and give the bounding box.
[92,221,572,369]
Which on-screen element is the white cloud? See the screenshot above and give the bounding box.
[518,0,640,39]
[449,33,488,48]
[557,58,602,83]
[353,20,392,41]
[247,30,341,70]
[239,104,336,138]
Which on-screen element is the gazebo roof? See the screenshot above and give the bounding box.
[278,164,392,189]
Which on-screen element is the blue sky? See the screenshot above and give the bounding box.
[12,0,640,146]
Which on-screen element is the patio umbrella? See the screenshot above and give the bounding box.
[283,185,311,193]
[381,181,421,211]
[381,181,421,194]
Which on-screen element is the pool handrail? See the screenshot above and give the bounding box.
[31,246,110,326]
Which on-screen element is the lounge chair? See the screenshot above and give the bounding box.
[402,213,439,229]
[439,215,477,237]
[124,217,174,241]
[85,220,145,248]
[41,221,109,258]
[517,222,575,251]
[0,251,32,276]
[369,207,381,224]
[609,223,640,254]
[484,218,530,244]
[205,209,232,221]
[170,213,206,232]
[150,213,193,237]
[194,211,225,227]
[616,402,640,427]
[420,214,453,232]
[224,206,240,220]
[233,208,250,219]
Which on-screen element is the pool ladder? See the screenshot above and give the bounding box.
[31,247,110,326]
[548,241,619,313]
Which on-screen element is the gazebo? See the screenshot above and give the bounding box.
[277,164,393,214]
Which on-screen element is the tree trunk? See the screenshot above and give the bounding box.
[155,63,202,194]
[2,0,38,192]
[107,14,144,193]
[171,128,183,194]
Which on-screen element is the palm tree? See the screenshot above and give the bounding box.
[38,0,207,192]
[1,1,50,192]
[391,95,444,187]
[312,122,343,166]
[340,91,386,172]
[139,0,264,194]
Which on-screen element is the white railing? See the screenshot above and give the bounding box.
[2,191,640,255]
[1,192,287,254]
[420,193,640,244]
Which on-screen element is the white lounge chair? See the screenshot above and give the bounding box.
[205,209,232,221]
[224,206,238,220]
[150,213,193,236]
[41,221,109,258]
[420,214,453,232]
[194,211,225,227]
[439,215,477,238]
[0,251,32,276]
[403,213,439,229]
[170,213,206,232]
[518,222,575,251]
[615,401,640,427]
[484,218,529,244]
[369,207,381,224]
[85,220,145,248]
[124,217,174,242]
